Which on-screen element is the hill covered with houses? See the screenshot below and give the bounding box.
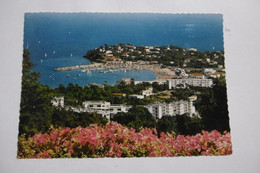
[83,43,225,70]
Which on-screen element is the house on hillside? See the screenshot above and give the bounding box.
[190,73,205,79]
[117,78,132,85]
[141,86,153,96]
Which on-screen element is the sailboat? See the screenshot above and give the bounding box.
[87,69,91,74]
[70,53,73,57]
[44,53,47,57]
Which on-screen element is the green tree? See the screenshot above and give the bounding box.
[196,76,230,132]
[19,50,54,136]
[157,116,178,135]
[111,106,156,131]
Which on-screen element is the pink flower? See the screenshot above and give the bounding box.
[78,135,87,146]
[116,150,122,157]
[18,123,232,158]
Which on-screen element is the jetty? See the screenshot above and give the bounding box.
[54,63,103,71]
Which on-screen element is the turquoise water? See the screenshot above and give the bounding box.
[24,13,224,88]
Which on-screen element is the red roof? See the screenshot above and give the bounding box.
[121,53,128,56]
[107,57,121,60]
[113,93,126,96]
[191,73,204,76]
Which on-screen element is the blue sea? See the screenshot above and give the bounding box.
[24,13,224,88]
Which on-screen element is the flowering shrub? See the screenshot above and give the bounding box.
[17,122,232,158]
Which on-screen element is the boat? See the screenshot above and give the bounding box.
[44,53,47,57]
[70,53,73,57]
[66,74,70,77]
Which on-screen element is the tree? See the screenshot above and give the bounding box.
[157,116,178,135]
[196,76,230,132]
[111,106,156,131]
[19,50,54,136]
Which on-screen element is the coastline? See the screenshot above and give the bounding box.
[54,61,176,82]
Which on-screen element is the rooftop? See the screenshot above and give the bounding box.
[191,73,204,76]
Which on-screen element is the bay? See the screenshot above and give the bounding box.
[35,55,157,88]
[24,13,224,88]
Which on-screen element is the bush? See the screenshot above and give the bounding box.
[17,122,232,158]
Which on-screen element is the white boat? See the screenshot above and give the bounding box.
[70,53,73,57]
[44,53,47,57]
[53,51,56,54]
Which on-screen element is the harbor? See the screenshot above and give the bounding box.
[54,60,176,81]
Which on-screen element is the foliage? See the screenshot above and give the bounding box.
[83,49,104,62]
[111,107,156,131]
[19,50,55,136]
[18,49,230,140]
[17,122,232,158]
[51,108,107,129]
[83,44,225,68]
[195,76,230,132]
[157,115,203,136]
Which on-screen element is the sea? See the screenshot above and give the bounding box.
[23,13,224,88]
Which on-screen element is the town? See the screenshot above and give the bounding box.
[51,44,226,120]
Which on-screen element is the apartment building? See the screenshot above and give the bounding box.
[82,101,132,119]
[167,78,213,89]
[144,96,198,119]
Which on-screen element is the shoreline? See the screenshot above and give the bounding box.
[54,61,176,82]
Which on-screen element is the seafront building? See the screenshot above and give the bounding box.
[167,78,213,89]
[144,96,198,119]
[117,78,132,85]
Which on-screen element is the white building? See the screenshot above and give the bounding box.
[204,68,216,74]
[134,80,167,85]
[82,101,132,119]
[209,72,222,78]
[188,48,197,51]
[129,94,145,99]
[144,96,198,119]
[167,78,213,89]
[117,78,132,85]
[141,86,153,96]
[51,97,64,108]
